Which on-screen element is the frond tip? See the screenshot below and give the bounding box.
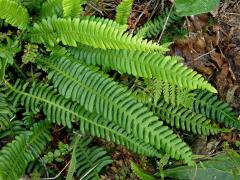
[115,0,133,25]
[0,0,29,29]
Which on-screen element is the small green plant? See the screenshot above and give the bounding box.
[0,0,238,179]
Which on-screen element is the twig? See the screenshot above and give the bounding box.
[79,163,98,180]
[157,3,174,43]
[42,161,70,180]
[193,48,216,61]
[130,0,155,34]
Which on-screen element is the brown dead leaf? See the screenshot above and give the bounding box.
[210,52,225,68]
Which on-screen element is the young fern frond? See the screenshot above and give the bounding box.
[115,0,133,25]
[68,46,217,92]
[39,0,63,18]
[146,99,228,135]
[0,121,51,180]
[39,54,193,164]
[29,16,169,52]
[0,0,29,29]
[22,43,39,64]
[63,0,86,18]
[75,137,112,180]
[131,161,156,180]
[193,91,240,129]
[66,135,80,180]
[5,80,161,157]
[137,9,181,38]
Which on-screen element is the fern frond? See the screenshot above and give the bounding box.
[22,44,39,64]
[75,137,112,180]
[131,161,155,180]
[29,16,169,52]
[39,55,193,164]
[0,121,51,180]
[193,91,240,129]
[115,0,133,25]
[39,0,63,18]
[5,80,161,157]
[68,46,217,92]
[0,0,29,29]
[63,0,86,18]
[66,135,80,180]
[137,9,181,38]
[147,100,228,135]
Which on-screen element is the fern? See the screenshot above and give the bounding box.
[131,161,156,180]
[5,80,161,157]
[146,100,228,135]
[68,46,217,92]
[115,0,133,25]
[22,44,39,64]
[63,0,86,18]
[66,135,80,180]
[39,54,194,164]
[40,0,63,18]
[75,137,112,179]
[0,121,51,180]
[137,9,181,38]
[0,0,29,29]
[29,16,169,52]
[193,90,240,129]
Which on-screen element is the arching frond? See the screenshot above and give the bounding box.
[68,46,217,92]
[0,0,29,29]
[75,137,112,180]
[5,80,161,157]
[29,16,169,52]
[63,0,86,18]
[39,54,193,164]
[0,121,51,180]
[193,91,240,129]
[115,0,133,25]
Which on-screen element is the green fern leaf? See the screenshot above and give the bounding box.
[115,0,133,25]
[5,80,160,157]
[40,0,63,18]
[66,135,80,180]
[29,16,169,52]
[0,121,51,180]
[75,137,112,180]
[131,161,156,180]
[63,0,86,18]
[39,54,193,164]
[68,46,217,92]
[147,99,228,135]
[22,44,39,64]
[0,0,29,29]
[193,90,240,129]
[137,9,181,38]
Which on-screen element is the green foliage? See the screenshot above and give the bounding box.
[164,149,240,180]
[193,90,240,129]
[29,16,169,52]
[5,80,161,157]
[137,9,181,39]
[68,46,216,92]
[63,0,86,18]
[115,0,133,25]
[75,137,112,179]
[0,0,29,29]
[40,0,63,18]
[131,161,156,180]
[0,121,51,180]
[39,54,193,164]
[0,1,238,179]
[175,0,220,16]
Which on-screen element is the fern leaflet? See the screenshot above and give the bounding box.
[115,0,133,25]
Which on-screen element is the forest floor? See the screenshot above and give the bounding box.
[92,0,240,179]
